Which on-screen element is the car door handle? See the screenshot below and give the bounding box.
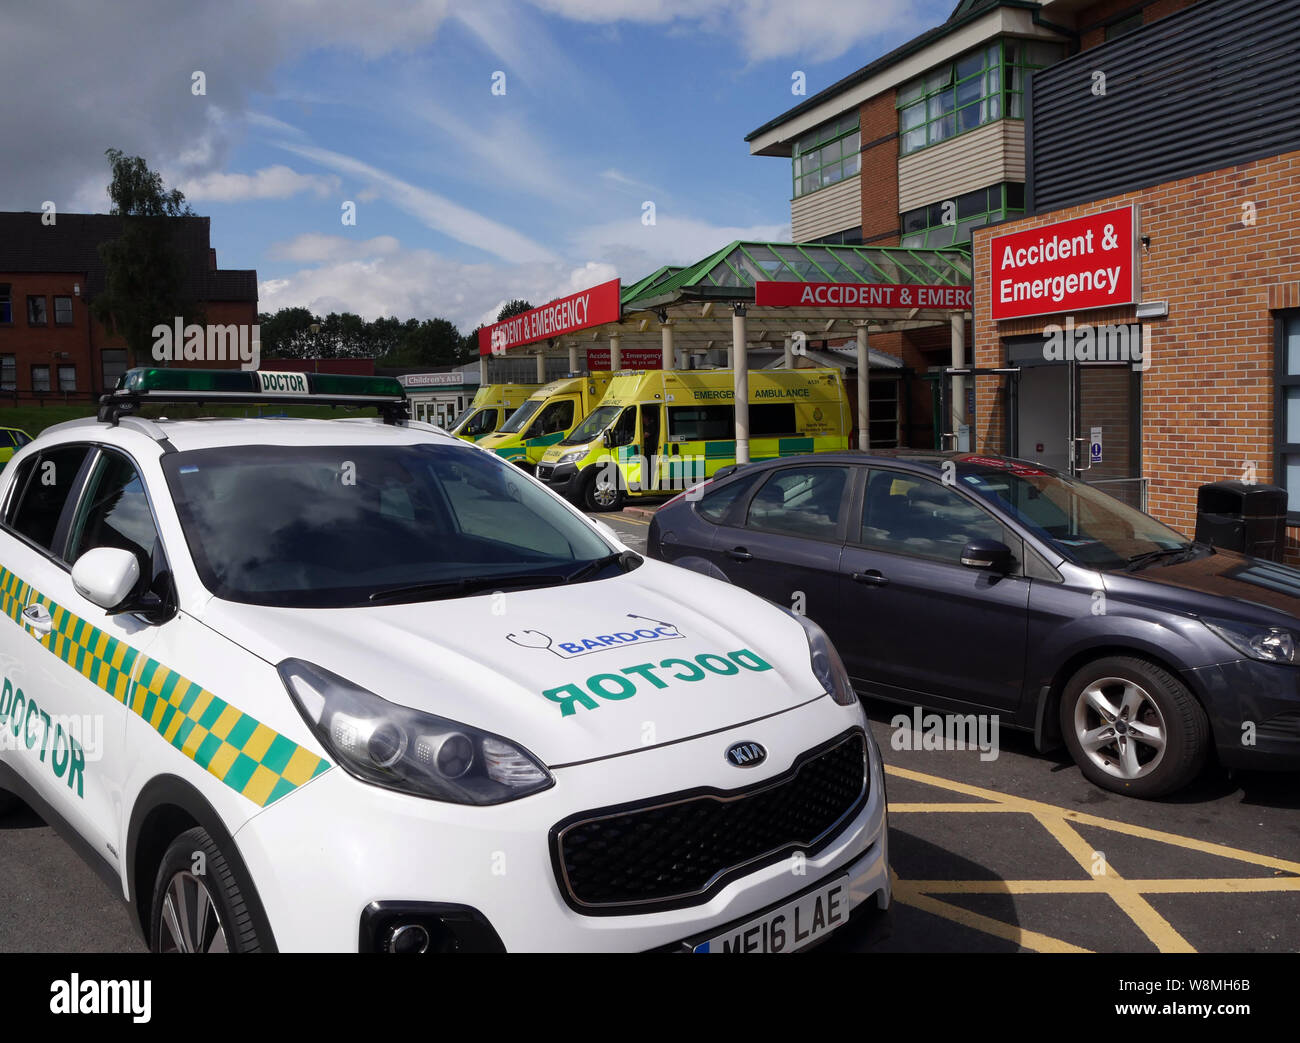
[725,547,753,562]
[851,570,889,587]
[22,604,52,635]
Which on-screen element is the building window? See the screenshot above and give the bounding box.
[0,285,10,324]
[57,365,76,392]
[1276,313,1300,521]
[792,113,860,198]
[806,227,864,246]
[901,182,1026,248]
[1105,12,1143,40]
[54,296,73,326]
[0,355,14,391]
[897,39,1065,155]
[101,349,128,391]
[27,296,47,326]
[31,365,51,393]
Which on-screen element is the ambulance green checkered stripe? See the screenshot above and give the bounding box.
[6,568,330,808]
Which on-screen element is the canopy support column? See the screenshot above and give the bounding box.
[951,313,966,450]
[479,355,488,385]
[610,333,621,371]
[536,350,546,383]
[567,340,578,373]
[661,319,675,371]
[733,304,749,464]
[856,322,870,451]
[783,336,793,368]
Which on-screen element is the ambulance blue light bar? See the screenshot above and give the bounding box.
[99,368,409,424]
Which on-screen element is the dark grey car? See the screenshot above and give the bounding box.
[647,450,1300,798]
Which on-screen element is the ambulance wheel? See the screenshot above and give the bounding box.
[150,826,264,953]
[581,467,624,512]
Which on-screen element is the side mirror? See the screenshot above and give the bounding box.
[602,430,615,449]
[960,538,1012,572]
[71,547,141,610]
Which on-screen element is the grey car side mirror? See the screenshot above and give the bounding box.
[961,538,1012,571]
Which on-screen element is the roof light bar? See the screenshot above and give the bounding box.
[99,368,409,425]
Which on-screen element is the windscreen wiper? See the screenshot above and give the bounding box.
[563,550,642,585]
[368,572,567,603]
[1124,545,1193,572]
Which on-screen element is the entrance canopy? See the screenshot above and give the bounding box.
[575,240,972,355]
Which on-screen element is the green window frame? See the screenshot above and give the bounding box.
[791,113,860,199]
[900,183,1026,249]
[897,39,1065,156]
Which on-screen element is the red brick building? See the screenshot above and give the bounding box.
[0,213,257,401]
[968,0,1300,557]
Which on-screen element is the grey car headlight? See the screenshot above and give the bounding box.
[784,610,858,706]
[1202,618,1299,665]
[555,450,586,466]
[280,658,553,803]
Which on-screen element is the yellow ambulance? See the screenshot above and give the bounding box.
[448,383,540,442]
[476,373,614,471]
[537,368,851,511]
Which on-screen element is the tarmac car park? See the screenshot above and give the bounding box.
[0,368,889,953]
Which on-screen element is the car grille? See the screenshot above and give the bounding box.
[551,730,868,914]
[536,464,554,480]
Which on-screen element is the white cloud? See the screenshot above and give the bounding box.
[274,142,559,264]
[267,233,402,263]
[570,213,791,273]
[180,165,341,203]
[526,0,944,62]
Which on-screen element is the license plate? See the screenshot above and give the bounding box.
[693,876,851,953]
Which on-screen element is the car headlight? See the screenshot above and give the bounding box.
[1202,618,1299,665]
[279,659,554,804]
[555,450,586,466]
[784,610,858,706]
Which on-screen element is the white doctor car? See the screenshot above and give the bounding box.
[0,368,889,953]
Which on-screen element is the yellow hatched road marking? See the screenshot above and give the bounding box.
[884,764,1300,953]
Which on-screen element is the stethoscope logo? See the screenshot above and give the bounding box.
[506,614,682,658]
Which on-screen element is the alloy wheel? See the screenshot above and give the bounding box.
[1073,676,1167,781]
[158,870,228,953]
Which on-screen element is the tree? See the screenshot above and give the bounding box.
[379,318,465,368]
[90,149,201,367]
[497,299,532,322]
[258,307,317,358]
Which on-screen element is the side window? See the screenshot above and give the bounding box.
[696,473,761,524]
[5,445,92,552]
[668,405,733,442]
[608,406,636,447]
[534,400,574,437]
[745,465,850,539]
[859,470,1007,564]
[750,403,798,437]
[67,450,160,569]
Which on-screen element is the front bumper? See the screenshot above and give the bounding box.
[537,460,580,496]
[1187,658,1300,768]
[232,696,889,951]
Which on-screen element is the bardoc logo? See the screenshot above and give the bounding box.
[1042,318,1150,372]
[891,706,1000,762]
[50,974,150,1023]
[507,614,682,658]
[150,317,260,370]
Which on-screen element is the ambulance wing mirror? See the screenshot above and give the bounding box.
[71,547,141,611]
[602,430,615,448]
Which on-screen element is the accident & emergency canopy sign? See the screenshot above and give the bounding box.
[479,279,621,355]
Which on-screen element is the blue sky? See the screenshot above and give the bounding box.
[4,0,954,332]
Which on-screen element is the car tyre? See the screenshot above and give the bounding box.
[580,466,624,512]
[150,826,264,953]
[1060,655,1209,798]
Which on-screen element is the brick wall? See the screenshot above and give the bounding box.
[0,273,92,397]
[971,147,1300,558]
[858,92,900,245]
[1077,0,1201,50]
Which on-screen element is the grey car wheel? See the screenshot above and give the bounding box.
[150,826,264,953]
[1060,655,1209,798]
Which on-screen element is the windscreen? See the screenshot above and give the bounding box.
[161,442,611,607]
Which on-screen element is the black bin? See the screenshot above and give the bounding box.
[1194,481,1288,562]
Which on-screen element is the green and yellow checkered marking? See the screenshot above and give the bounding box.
[13,579,330,808]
